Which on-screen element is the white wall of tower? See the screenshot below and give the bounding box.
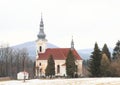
[36,39,47,59]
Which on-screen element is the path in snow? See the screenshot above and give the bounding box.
[0,78,120,85]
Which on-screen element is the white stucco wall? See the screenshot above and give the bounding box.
[17,72,29,80]
[36,59,83,76]
[76,60,83,76]
[36,60,66,76]
[54,60,66,76]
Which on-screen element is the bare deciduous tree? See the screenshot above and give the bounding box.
[0,44,34,79]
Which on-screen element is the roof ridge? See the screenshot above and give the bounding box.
[73,49,82,60]
[47,48,70,49]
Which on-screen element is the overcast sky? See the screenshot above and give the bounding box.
[0,0,120,49]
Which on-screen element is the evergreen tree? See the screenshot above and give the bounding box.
[45,65,49,76]
[45,55,55,78]
[113,40,120,60]
[88,42,102,77]
[102,43,111,61]
[66,50,76,78]
[100,53,110,77]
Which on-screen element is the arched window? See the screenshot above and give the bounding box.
[75,65,78,72]
[39,46,42,52]
[57,65,60,73]
[39,63,41,66]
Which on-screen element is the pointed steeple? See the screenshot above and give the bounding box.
[40,13,44,27]
[71,36,74,50]
[37,14,46,40]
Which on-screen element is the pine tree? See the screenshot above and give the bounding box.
[100,53,110,77]
[113,40,120,60]
[45,55,55,78]
[66,50,76,78]
[102,44,111,61]
[88,42,102,77]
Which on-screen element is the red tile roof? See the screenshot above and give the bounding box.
[37,48,82,60]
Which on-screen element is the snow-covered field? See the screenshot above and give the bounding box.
[0,78,120,85]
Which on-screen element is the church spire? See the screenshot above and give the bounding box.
[40,13,44,27]
[71,36,74,50]
[37,14,46,39]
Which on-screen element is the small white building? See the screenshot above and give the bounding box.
[17,71,29,80]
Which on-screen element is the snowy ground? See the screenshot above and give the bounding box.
[0,78,120,85]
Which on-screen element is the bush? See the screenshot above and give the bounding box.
[109,60,120,77]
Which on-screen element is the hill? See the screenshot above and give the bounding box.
[12,41,58,60]
[78,49,93,60]
[78,48,113,60]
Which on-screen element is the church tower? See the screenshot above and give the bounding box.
[36,15,47,59]
[71,36,74,50]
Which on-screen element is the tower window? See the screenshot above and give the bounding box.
[39,46,42,52]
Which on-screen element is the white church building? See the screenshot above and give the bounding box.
[35,16,83,77]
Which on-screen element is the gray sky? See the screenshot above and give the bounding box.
[0,0,120,49]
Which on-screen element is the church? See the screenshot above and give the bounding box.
[35,16,83,77]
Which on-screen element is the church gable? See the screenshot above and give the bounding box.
[37,48,82,60]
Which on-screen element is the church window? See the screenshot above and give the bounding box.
[57,65,60,73]
[39,63,41,66]
[75,65,78,72]
[39,46,42,52]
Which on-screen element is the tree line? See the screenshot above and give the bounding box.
[88,40,120,77]
[1,40,120,79]
[0,44,34,79]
